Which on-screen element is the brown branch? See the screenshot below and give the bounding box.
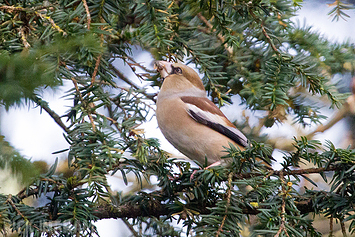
[275,170,290,237]
[330,216,334,236]
[91,55,102,86]
[82,0,91,30]
[341,218,347,237]
[196,13,233,56]
[238,165,339,180]
[118,55,156,73]
[260,23,279,54]
[35,11,67,36]
[248,9,280,54]
[216,172,234,237]
[0,5,49,12]
[92,192,315,220]
[32,96,70,133]
[122,218,140,237]
[109,64,157,102]
[7,195,41,231]
[19,27,30,48]
[307,95,353,139]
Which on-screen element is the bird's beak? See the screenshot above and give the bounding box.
[154,61,173,79]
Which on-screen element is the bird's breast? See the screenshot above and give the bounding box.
[156,96,238,165]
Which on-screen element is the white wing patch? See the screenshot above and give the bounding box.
[185,103,249,147]
[186,103,228,126]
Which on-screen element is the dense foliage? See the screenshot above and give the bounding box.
[1,0,355,236]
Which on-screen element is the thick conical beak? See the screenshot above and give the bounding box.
[154,61,173,79]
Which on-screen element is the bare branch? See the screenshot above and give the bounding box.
[32,96,70,133]
[109,64,157,102]
[82,0,91,30]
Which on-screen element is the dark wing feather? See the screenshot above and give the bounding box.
[187,108,249,148]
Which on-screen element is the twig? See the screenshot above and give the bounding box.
[6,195,41,231]
[91,55,102,86]
[196,13,233,56]
[92,111,118,124]
[275,170,290,237]
[239,165,339,180]
[109,64,157,102]
[340,217,347,237]
[19,27,30,48]
[82,0,91,30]
[115,86,156,111]
[248,9,280,54]
[122,218,140,237]
[216,172,234,237]
[260,23,279,54]
[118,55,156,73]
[330,216,333,236]
[32,96,70,133]
[35,11,67,36]
[0,5,49,12]
[71,77,96,132]
[308,95,352,139]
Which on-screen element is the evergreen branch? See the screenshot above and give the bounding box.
[115,87,156,111]
[35,11,67,36]
[6,195,41,231]
[196,13,233,56]
[82,0,91,30]
[275,170,290,237]
[248,9,280,54]
[0,5,49,12]
[340,217,347,237]
[216,172,234,237]
[260,22,279,54]
[16,178,62,200]
[330,216,334,236]
[19,27,30,48]
[92,193,313,219]
[119,55,156,73]
[238,165,339,179]
[109,64,157,102]
[71,77,96,132]
[32,96,70,133]
[93,111,119,125]
[122,218,140,237]
[110,65,142,89]
[91,55,102,86]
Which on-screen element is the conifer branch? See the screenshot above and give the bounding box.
[6,195,41,231]
[32,96,70,133]
[109,64,157,102]
[19,27,30,48]
[82,0,91,30]
[91,55,102,86]
[216,172,234,237]
[196,13,234,56]
[71,77,96,132]
[248,9,280,54]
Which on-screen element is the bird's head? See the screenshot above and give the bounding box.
[154,61,205,91]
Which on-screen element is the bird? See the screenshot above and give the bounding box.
[154,61,251,168]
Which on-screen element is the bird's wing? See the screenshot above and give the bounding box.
[181,96,249,148]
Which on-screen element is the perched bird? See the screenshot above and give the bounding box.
[155,61,250,167]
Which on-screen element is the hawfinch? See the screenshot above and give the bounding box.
[155,61,249,167]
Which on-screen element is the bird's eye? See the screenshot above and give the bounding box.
[174,67,182,74]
